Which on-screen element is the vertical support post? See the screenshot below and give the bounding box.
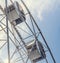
[5,0,10,63]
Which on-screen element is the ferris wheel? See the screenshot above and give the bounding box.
[0,0,56,63]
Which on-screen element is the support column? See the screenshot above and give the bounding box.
[5,0,10,63]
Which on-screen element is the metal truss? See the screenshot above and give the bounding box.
[0,0,56,63]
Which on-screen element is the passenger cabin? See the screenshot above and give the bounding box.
[26,40,46,62]
[4,1,26,25]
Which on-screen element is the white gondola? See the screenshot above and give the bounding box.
[26,40,46,62]
[0,1,26,25]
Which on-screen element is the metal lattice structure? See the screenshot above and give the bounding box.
[0,0,56,63]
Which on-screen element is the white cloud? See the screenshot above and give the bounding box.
[23,0,60,20]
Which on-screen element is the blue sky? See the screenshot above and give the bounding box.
[40,2,60,63]
[0,0,60,63]
[42,5,60,63]
[36,1,60,63]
